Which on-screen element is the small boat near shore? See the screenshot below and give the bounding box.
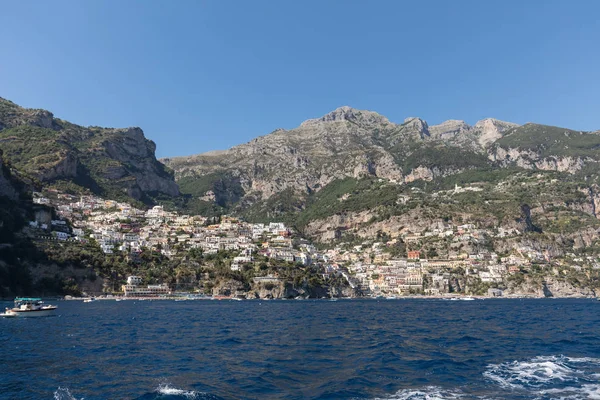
[1,298,57,318]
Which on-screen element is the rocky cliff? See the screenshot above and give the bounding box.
[503,276,597,298]
[0,150,18,201]
[0,149,102,297]
[0,97,179,204]
[162,107,521,215]
[161,107,600,256]
[489,123,600,173]
[210,277,357,299]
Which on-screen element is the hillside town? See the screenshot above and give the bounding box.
[27,190,600,298]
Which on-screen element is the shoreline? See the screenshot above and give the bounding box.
[45,294,600,301]
[2,293,598,301]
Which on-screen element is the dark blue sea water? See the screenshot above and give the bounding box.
[1,298,599,400]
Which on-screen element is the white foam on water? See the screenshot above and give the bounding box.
[371,386,465,400]
[536,383,600,400]
[53,387,82,400]
[155,383,200,399]
[483,355,600,391]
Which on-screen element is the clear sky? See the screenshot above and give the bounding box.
[1,1,599,158]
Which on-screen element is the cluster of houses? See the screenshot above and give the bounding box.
[28,190,598,297]
[31,193,314,269]
[122,275,170,297]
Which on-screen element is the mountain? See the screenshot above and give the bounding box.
[162,107,600,248]
[162,107,519,214]
[3,97,600,296]
[0,97,179,205]
[160,107,523,212]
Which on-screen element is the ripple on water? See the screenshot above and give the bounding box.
[1,299,599,399]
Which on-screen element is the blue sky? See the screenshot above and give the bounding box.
[1,1,599,158]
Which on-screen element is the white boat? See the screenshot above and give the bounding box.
[1,298,57,317]
[83,297,96,303]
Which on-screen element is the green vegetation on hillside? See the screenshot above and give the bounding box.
[296,178,403,228]
[0,98,179,207]
[241,188,305,223]
[497,124,600,158]
[178,171,244,208]
[0,126,67,172]
[172,171,246,217]
[394,142,490,171]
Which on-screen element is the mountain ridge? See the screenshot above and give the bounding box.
[4,96,600,248]
[159,106,600,242]
[0,97,179,205]
[160,106,522,205]
[4,97,600,299]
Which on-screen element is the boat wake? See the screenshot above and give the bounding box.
[52,356,600,400]
[483,355,600,399]
[54,384,221,400]
[153,383,203,399]
[372,355,600,400]
[372,386,466,399]
[53,387,82,400]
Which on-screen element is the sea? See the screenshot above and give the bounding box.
[1,298,599,400]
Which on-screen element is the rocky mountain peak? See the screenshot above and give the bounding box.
[473,118,519,147]
[300,106,390,127]
[0,97,57,131]
[428,119,471,140]
[107,127,146,140]
[403,117,429,133]
[474,118,518,130]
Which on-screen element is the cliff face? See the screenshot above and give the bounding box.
[0,97,179,204]
[163,107,517,212]
[489,123,600,174]
[503,276,597,298]
[0,151,18,201]
[210,277,356,299]
[0,149,95,298]
[164,107,402,200]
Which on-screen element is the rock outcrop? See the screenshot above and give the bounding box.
[300,106,391,127]
[211,278,356,299]
[428,119,471,140]
[0,151,18,201]
[504,276,597,298]
[489,146,592,173]
[473,118,519,147]
[0,97,179,203]
[0,98,59,131]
